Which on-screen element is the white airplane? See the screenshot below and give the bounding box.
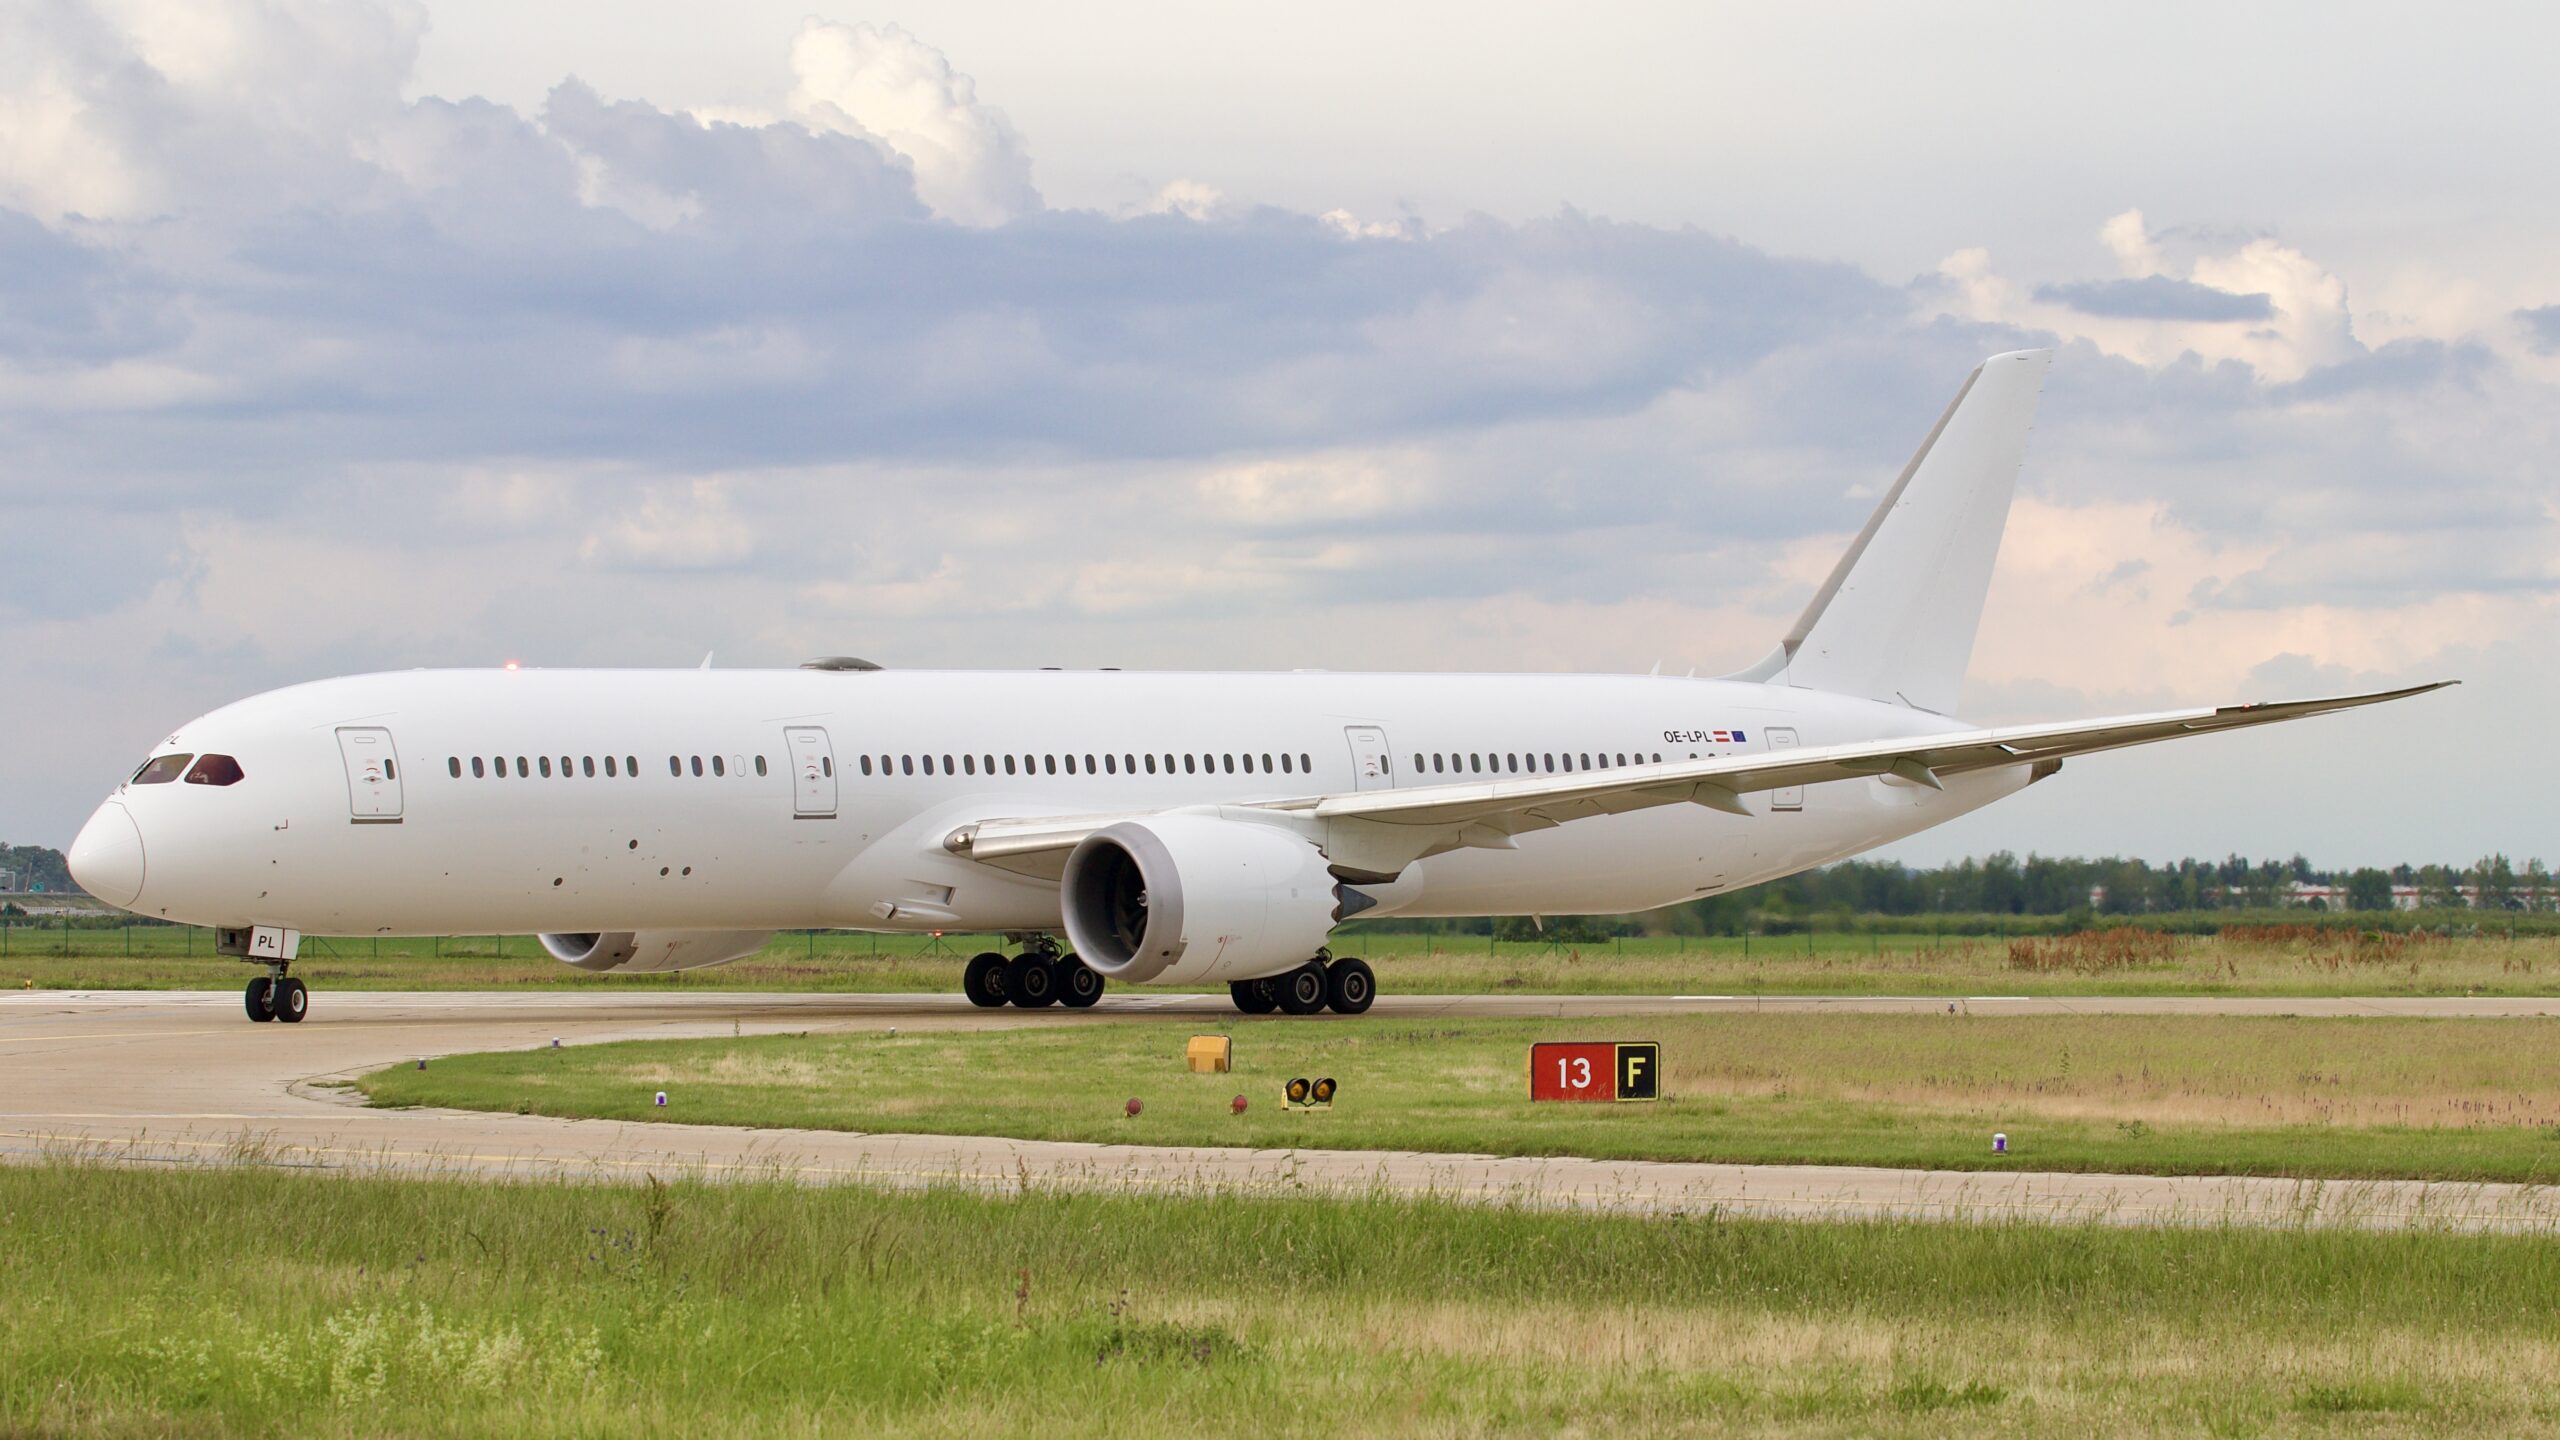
[66,350,2445,1023]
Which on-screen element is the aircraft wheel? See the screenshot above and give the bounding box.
[1056,955,1105,1008]
[1008,953,1060,1007]
[1276,961,1329,1015]
[244,977,275,1022]
[273,977,309,1024]
[1324,957,1375,1015]
[962,951,1010,1008]
[1229,978,1279,1014]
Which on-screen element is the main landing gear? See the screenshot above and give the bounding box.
[964,943,1105,1010]
[244,963,308,1024]
[1230,955,1374,1017]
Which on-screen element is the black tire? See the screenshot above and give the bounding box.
[963,951,1010,1008]
[273,977,309,1024]
[244,977,275,1022]
[1276,961,1329,1015]
[1229,978,1279,1014]
[1009,953,1059,1007]
[1057,955,1104,1008]
[1324,957,1376,1015]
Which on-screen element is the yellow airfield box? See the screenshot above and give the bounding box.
[1186,1035,1233,1073]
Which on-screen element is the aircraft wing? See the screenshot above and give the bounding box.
[945,682,2450,879]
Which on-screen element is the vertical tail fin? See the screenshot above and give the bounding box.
[1738,349,2050,716]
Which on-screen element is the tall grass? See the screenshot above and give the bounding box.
[9,1163,2560,1435]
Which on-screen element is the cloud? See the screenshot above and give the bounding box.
[2031,276,2273,322]
[2521,304,2560,355]
[784,20,1038,227]
[0,0,2553,870]
[1935,208,2358,382]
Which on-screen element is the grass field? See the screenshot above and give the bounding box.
[362,1012,2560,1183]
[12,921,2560,996]
[11,1162,2560,1436]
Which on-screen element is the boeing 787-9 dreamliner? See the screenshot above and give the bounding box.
[67,350,2447,1022]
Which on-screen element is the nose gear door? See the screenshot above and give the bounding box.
[336,726,404,823]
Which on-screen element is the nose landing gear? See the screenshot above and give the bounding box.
[244,965,308,1023]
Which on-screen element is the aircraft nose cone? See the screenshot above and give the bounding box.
[67,801,145,908]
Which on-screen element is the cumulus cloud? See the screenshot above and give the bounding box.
[784,20,1038,227]
[1935,208,2358,381]
[2031,276,2273,322]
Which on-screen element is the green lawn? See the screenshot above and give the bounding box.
[10,1162,2560,1436]
[11,922,2560,996]
[362,1012,2560,1183]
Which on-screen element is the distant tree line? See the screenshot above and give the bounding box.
[0,843,73,894]
[1423,852,2558,941]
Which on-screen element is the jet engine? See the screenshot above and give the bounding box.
[540,930,775,974]
[1060,815,1361,985]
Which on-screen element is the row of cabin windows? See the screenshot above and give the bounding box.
[861,751,1317,779]
[448,754,774,780]
[442,747,1663,785]
[1417,750,1663,776]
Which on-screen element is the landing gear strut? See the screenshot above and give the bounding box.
[245,963,307,1024]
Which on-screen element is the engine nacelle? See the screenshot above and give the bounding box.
[1060,815,1352,985]
[540,929,775,974]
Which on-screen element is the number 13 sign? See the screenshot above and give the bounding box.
[1528,1041,1661,1102]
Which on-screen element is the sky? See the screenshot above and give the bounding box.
[2,0,2554,869]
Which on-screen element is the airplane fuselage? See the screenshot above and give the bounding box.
[79,666,2028,941]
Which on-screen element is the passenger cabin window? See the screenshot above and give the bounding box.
[821,756,833,777]
[471,757,486,778]
[516,757,530,778]
[447,756,461,778]
[755,755,768,777]
[184,754,245,786]
[690,756,704,777]
[539,757,553,778]
[669,756,681,777]
[626,755,638,776]
[712,756,726,777]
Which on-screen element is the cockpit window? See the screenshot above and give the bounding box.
[183,754,245,786]
[131,753,194,785]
